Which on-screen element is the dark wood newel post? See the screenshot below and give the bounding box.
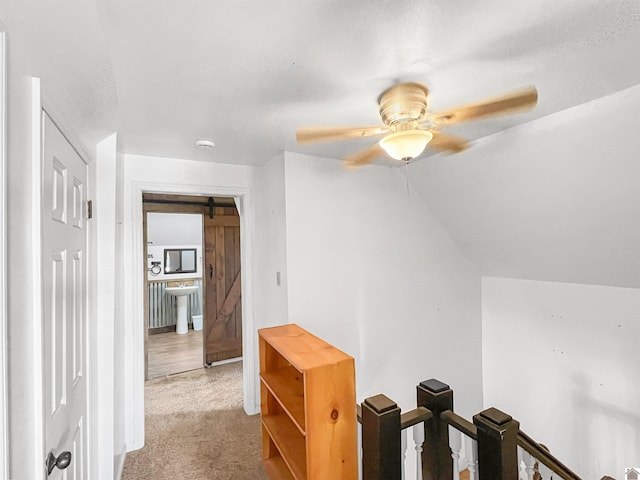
[417,379,453,480]
[473,407,520,480]
[361,394,402,480]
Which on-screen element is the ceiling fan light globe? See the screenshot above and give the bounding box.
[379,130,433,161]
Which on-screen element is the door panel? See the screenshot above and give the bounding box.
[204,206,242,363]
[42,113,87,479]
[49,250,66,417]
[71,251,83,384]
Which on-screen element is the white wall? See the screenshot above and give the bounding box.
[283,152,483,418]
[147,212,202,245]
[482,277,640,479]
[113,150,126,476]
[146,212,203,281]
[121,153,261,451]
[251,154,290,408]
[0,29,7,480]
[411,84,640,289]
[0,29,9,478]
[91,133,119,479]
[252,154,289,329]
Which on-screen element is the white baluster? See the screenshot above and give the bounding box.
[413,423,424,480]
[521,449,536,480]
[401,428,407,480]
[464,435,479,480]
[538,462,553,480]
[517,446,525,480]
[449,426,462,480]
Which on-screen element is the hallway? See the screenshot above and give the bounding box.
[122,362,266,479]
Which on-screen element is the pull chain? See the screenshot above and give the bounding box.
[405,160,410,194]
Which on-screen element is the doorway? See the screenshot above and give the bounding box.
[145,210,203,378]
[142,194,242,380]
[126,180,257,450]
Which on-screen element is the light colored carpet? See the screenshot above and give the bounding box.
[122,361,268,480]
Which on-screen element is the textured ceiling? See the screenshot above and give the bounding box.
[2,0,640,165]
[2,0,640,288]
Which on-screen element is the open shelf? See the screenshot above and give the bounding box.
[263,454,295,480]
[262,414,307,480]
[260,365,305,433]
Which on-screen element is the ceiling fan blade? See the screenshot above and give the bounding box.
[343,143,385,168]
[428,130,469,153]
[430,86,538,125]
[296,126,389,144]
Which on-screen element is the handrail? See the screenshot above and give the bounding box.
[517,430,582,480]
[441,409,478,440]
[357,381,608,480]
[400,406,432,429]
[356,404,433,429]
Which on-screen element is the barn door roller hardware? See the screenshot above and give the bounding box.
[208,197,215,219]
[142,196,235,219]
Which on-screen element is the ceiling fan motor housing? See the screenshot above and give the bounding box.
[378,82,430,128]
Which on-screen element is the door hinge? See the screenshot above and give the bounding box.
[86,200,93,219]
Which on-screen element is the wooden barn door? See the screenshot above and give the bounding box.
[204,205,242,363]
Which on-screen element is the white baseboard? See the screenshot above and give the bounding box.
[114,446,127,480]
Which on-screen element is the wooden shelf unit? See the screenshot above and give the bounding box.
[259,324,357,480]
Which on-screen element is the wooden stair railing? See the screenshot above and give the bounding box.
[358,396,433,479]
[517,429,581,480]
[358,379,617,480]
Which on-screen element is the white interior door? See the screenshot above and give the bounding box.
[42,112,88,479]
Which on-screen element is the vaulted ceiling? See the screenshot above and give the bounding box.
[2,0,640,287]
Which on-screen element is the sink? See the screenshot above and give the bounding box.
[165,285,199,334]
[165,286,199,296]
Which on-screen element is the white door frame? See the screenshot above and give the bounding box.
[3,75,46,480]
[28,76,46,480]
[89,133,119,479]
[126,180,258,450]
[0,28,7,480]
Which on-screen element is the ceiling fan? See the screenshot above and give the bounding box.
[296,82,538,167]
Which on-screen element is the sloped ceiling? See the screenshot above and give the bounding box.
[409,84,640,288]
[1,0,639,287]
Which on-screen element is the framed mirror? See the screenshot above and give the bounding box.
[164,248,197,274]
